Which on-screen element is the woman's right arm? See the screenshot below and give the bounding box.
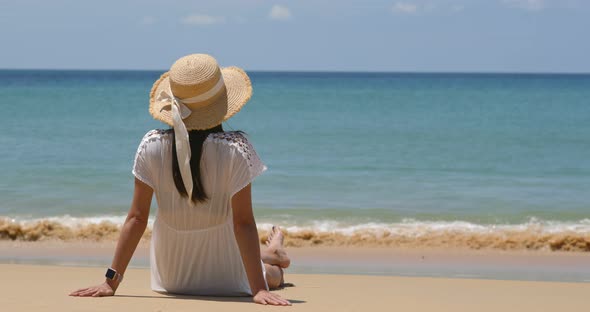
[69,177,153,297]
[232,184,290,306]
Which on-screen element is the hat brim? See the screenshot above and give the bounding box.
[149,66,252,130]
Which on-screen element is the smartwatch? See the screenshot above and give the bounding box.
[105,267,124,283]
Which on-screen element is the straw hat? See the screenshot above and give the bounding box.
[149,54,252,130]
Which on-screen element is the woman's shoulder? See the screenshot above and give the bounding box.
[142,128,172,141]
[207,131,248,144]
[206,131,256,156]
[137,129,172,149]
[207,131,266,175]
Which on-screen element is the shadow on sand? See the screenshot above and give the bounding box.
[116,284,304,304]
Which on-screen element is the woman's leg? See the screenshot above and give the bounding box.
[261,226,290,289]
[261,226,291,268]
[264,264,284,289]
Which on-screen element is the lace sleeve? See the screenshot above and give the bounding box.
[132,129,166,189]
[209,132,267,195]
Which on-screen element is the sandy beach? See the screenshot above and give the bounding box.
[1,241,590,310]
[1,263,589,311]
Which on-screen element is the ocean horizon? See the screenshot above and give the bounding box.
[2,68,590,75]
[1,69,589,250]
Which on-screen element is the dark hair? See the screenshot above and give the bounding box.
[171,124,224,203]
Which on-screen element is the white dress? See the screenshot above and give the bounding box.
[132,129,268,296]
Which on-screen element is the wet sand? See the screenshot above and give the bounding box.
[1,241,590,282]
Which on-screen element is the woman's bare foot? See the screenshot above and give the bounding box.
[263,226,291,268]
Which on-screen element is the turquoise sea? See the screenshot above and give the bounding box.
[1,70,589,244]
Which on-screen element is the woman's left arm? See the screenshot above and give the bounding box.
[69,178,153,297]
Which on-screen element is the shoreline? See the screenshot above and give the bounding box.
[2,240,589,283]
[2,263,590,311]
[2,217,590,252]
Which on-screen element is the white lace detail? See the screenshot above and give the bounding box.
[207,131,266,174]
[134,129,167,158]
[132,129,170,188]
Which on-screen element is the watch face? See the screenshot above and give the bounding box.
[105,268,116,279]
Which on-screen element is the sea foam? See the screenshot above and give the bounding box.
[1,216,589,251]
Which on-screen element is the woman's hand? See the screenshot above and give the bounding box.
[253,289,291,306]
[69,282,115,297]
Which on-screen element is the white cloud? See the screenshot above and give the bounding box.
[181,14,225,25]
[391,2,468,15]
[392,2,419,14]
[139,16,156,25]
[451,4,465,12]
[503,0,545,11]
[269,5,292,20]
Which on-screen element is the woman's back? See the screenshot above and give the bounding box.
[132,129,267,295]
[71,54,290,306]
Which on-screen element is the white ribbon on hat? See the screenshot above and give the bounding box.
[156,89,194,200]
[154,76,225,201]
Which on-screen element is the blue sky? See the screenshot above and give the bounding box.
[1,0,589,72]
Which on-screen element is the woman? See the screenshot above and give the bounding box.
[69,54,291,306]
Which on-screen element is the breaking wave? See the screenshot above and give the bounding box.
[1,216,589,251]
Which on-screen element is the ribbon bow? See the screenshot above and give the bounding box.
[156,88,194,200]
